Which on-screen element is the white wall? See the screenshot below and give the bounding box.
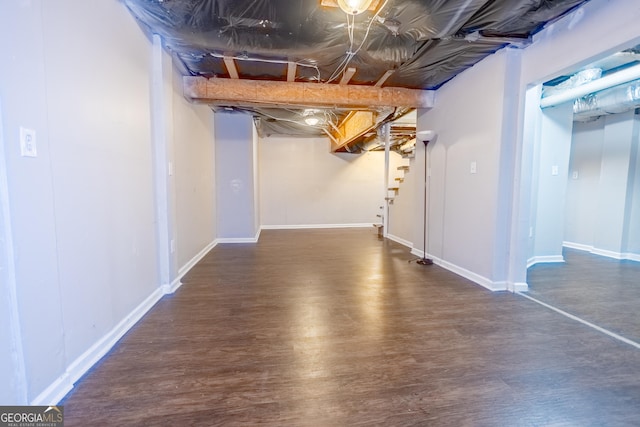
[565,112,640,260]
[43,1,159,371]
[0,0,218,404]
[215,112,260,240]
[628,122,640,255]
[594,111,638,255]
[510,0,640,287]
[0,0,158,403]
[417,49,510,289]
[0,2,66,403]
[565,118,605,246]
[0,96,27,404]
[172,69,216,271]
[412,0,640,291]
[259,137,385,227]
[531,102,574,262]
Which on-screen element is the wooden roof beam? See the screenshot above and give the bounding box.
[183,77,435,110]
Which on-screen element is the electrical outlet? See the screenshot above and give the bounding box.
[20,127,37,157]
[551,165,559,176]
[572,171,579,180]
[470,161,477,174]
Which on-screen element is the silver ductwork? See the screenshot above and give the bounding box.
[573,80,640,121]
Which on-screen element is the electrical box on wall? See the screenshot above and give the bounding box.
[20,127,37,157]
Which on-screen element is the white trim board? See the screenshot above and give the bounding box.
[217,228,261,244]
[386,233,413,248]
[527,255,565,268]
[261,223,374,230]
[563,241,640,262]
[176,240,217,281]
[410,248,508,292]
[32,287,165,405]
[33,239,218,405]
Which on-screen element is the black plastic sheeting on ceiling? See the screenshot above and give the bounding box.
[124,0,589,90]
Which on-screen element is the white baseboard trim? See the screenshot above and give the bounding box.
[562,241,593,252]
[627,253,640,262]
[261,223,373,230]
[563,241,640,262]
[409,248,507,292]
[512,282,529,292]
[32,287,165,405]
[161,278,182,295]
[439,259,508,291]
[217,229,261,244]
[34,239,221,404]
[177,240,217,279]
[386,233,412,248]
[591,247,625,260]
[527,255,565,268]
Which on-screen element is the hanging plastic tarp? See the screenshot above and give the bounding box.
[124,0,590,90]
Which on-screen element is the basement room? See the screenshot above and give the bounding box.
[1,0,639,425]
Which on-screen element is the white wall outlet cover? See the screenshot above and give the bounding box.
[551,165,559,176]
[470,161,477,174]
[20,127,37,157]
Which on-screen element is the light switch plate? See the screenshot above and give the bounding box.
[20,127,37,157]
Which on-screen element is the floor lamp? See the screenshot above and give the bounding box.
[416,130,436,266]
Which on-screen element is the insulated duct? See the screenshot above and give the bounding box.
[573,81,640,121]
[541,63,640,108]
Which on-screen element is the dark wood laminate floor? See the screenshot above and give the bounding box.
[527,247,640,344]
[62,229,640,426]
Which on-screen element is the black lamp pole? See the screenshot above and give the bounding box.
[417,139,433,266]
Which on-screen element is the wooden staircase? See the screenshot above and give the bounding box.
[386,160,411,204]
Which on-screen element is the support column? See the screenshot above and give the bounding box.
[593,110,638,256]
[532,101,574,263]
[383,123,390,237]
[150,34,178,292]
[214,112,260,242]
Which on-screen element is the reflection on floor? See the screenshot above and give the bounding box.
[527,247,640,344]
[61,230,640,425]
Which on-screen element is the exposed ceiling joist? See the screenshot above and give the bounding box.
[287,62,297,82]
[375,70,395,88]
[330,111,377,152]
[340,67,357,85]
[183,77,435,109]
[223,57,239,79]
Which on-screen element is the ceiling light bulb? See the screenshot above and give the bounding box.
[337,0,374,15]
[305,117,320,126]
